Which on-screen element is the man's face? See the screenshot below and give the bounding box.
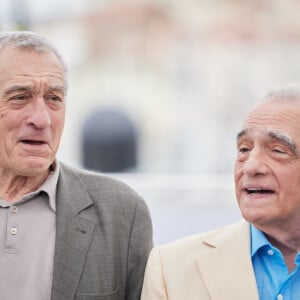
[0,47,65,177]
[234,100,300,230]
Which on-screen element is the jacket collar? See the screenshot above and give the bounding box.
[196,221,259,300]
[51,163,96,300]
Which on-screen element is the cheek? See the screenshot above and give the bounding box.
[280,164,300,185]
[276,170,300,204]
[51,111,65,128]
[51,116,65,140]
[0,114,22,133]
[233,170,242,199]
[234,162,242,182]
[281,175,300,196]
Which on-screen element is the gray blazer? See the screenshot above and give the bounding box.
[50,163,153,300]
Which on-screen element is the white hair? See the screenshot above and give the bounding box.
[260,83,300,103]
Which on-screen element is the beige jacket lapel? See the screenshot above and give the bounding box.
[196,221,259,300]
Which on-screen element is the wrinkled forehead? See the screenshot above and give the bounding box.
[244,100,300,128]
[0,47,67,93]
[238,100,300,146]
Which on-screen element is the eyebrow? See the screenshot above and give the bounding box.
[3,84,66,96]
[48,85,66,95]
[269,131,297,154]
[236,128,248,140]
[237,127,298,155]
[3,85,33,96]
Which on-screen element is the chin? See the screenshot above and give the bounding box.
[241,208,267,226]
[19,158,53,176]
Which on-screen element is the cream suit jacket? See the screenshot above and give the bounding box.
[141,220,259,300]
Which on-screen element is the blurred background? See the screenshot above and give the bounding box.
[2,0,300,244]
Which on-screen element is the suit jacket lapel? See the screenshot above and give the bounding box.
[196,221,259,300]
[51,164,96,300]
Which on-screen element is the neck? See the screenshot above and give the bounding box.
[260,224,300,272]
[264,229,300,273]
[0,170,50,202]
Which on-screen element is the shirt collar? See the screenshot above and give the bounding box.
[250,224,271,257]
[37,160,60,212]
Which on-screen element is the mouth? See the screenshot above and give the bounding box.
[20,139,47,146]
[245,188,275,195]
[21,140,46,145]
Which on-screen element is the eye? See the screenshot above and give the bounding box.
[45,93,65,110]
[272,148,286,154]
[238,146,250,153]
[11,94,31,101]
[269,141,289,155]
[9,93,32,107]
[47,94,62,102]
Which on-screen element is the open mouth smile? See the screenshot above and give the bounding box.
[245,188,274,195]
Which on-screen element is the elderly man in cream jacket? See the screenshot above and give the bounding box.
[141,85,300,300]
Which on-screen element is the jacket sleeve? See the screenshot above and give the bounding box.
[141,246,168,300]
[126,197,153,300]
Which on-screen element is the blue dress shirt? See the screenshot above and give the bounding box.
[251,224,300,300]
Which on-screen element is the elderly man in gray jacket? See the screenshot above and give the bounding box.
[0,31,153,300]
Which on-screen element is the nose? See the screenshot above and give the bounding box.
[242,147,270,176]
[26,97,51,129]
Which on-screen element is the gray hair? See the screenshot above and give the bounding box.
[260,83,300,104]
[0,31,68,93]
